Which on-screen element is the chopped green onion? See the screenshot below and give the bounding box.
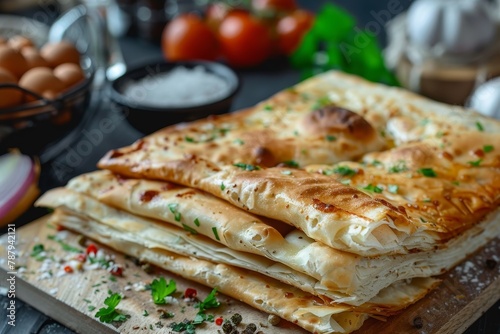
[194,218,200,227]
[325,135,337,142]
[483,145,494,153]
[212,227,220,241]
[468,159,482,167]
[362,184,383,193]
[419,168,437,177]
[182,224,197,235]
[476,122,484,132]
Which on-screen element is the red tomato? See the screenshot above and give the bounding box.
[110,266,123,277]
[162,14,219,61]
[86,244,98,255]
[218,12,273,67]
[64,265,73,273]
[276,9,314,55]
[252,0,297,13]
[184,287,197,299]
[215,317,223,326]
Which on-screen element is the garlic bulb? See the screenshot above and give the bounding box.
[407,0,497,55]
[468,78,500,119]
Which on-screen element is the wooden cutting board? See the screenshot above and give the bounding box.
[1,216,499,334]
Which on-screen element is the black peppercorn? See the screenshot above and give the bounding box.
[486,259,497,270]
[222,321,233,334]
[242,323,257,334]
[413,316,423,329]
[231,313,243,325]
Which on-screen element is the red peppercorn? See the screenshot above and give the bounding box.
[64,265,73,273]
[215,317,223,326]
[86,244,98,255]
[184,288,197,299]
[76,254,87,262]
[110,266,123,277]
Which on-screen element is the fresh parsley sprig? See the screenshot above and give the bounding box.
[151,277,176,305]
[95,293,128,323]
[195,288,220,313]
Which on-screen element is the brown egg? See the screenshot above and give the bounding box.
[53,63,85,89]
[19,67,66,102]
[0,67,22,108]
[0,45,29,78]
[8,36,34,50]
[40,41,80,68]
[21,47,50,69]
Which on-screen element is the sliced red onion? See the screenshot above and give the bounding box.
[0,152,36,220]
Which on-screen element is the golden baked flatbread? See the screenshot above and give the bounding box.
[37,192,440,317]
[36,171,500,307]
[46,208,369,334]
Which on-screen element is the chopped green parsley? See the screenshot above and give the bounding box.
[419,168,437,177]
[362,184,383,193]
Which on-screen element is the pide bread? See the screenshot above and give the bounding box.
[36,71,500,333]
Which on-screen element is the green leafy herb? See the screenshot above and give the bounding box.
[264,105,273,111]
[108,275,117,282]
[293,130,299,136]
[83,298,91,303]
[95,293,127,323]
[168,203,178,213]
[452,181,460,186]
[483,145,494,153]
[47,235,83,253]
[312,96,331,110]
[220,183,226,191]
[212,227,220,241]
[419,168,437,177]
[423,198,431,203]
[184,136,195,143]
[151,277,176,305]
[283,160,299,168]
[476,122,484,132]
[143,310,149,317]
[88,305,96,312]
[233,163,260,171]
[30,244,46,261]
[420,119,430,126]
[170,321,196,333]
[159,310,174,319]
[388,184,399,194]
[362,184,383,193]
[468,159,482,167]
[371,160,383,167]
[196,288,220,313]
[325,135,337,142]
[168,203,181,222]
[388,161,408,173]
[194,218,200,227]
[182,224,198,235]
[332,165,356,177]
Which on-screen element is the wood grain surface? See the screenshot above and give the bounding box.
[1,216,499,334]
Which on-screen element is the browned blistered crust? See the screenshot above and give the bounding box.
[98,71,500,256]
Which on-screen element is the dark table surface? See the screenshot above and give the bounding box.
[1,0,500,333]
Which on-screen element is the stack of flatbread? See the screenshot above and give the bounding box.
[36,71,500,333]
